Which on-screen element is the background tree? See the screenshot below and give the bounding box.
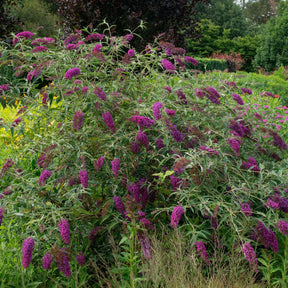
[194,0,248,38]
[244,0,281,25]
[52,0,210,49]
[255,1,288,71]
[0,0,22,42]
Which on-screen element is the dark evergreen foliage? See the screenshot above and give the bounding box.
[52,0,210,49]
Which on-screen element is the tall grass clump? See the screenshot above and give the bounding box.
[0,23,288,287]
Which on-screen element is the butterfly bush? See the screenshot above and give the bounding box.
[3,27,288,285]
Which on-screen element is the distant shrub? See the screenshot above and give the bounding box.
[12,0,61,37]
[186,57,228,72]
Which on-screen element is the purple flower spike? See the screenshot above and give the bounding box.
[113,196,126,214]
[138,232,153,260]
[22,237,35,268]
[232,93,244,105]
[55,249,71,278]
[73,111,84,131]
[64,68,80,80]
[43,251,53,270]
[165,109,176,116]
[156,138,165,149]
[241,243,258,273]
[153,102,163,120]
[127,49,135,57]
[58,218,70,244]
[94,87,106,101]
[130,115,155,129]
[76,252,85,266]
[38,170,52,186]
[131,141,140,154]
[136,130,149,149]
[161,59,175,73]
[79,170,88,188]
[0,207,4,225]
[170,205,184,228]
[194,241,210,265]
[102,111,116,133]
[94,156,105,172]
[13,31,34,45]
[184,56,198,66]
[93,44,103,52]
[32,46,48,53]
[277,220,288,236]
[111,158,120,177]
[240,203,252,217]
[227,138,240,156]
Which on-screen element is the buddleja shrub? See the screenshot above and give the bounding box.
[0,25,288,286]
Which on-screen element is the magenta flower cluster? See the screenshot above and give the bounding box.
[38,170,52,186]
[130,115,155,129]
[240,203,252,217]
[0,84,10,94]
[184,56,198,66]
[94,86,107,101]
[0,159,14,178]
[241,157,260,172]
[113,196,126,214]
[42,251,53,270]
[65,68,81,80]
[136,130,149,149]
[13,31,35,45]
[138,232,153,260]
[0,207,4,225]
[194,241,210,265]
[152,102,163,120]
[204,86,221,105]
[170,205,184,228]
[102,111,116,133]
[277,220,288,236]
[76,252,85,266]
[79,170,88,188]
[241,243,258,273]
[94,156,105,172]
[22,237,35,268]
[32,46,48,53]
[56,249,71,277]
[251,221,278,253]
[232,93,244,105]
[111,158,120,177]
[73,111,84,131]
[58,218,70,244]
[165,119,184,142]
[161,59,175,73]
[227,138,240,156]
